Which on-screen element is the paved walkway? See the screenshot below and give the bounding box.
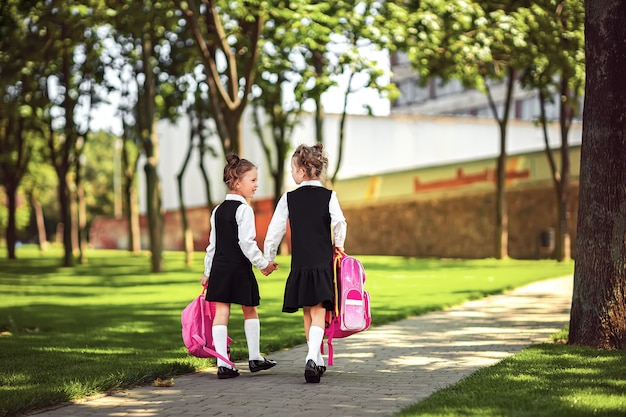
[31,276,573,417]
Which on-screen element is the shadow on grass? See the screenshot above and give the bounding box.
[397,344,626,417]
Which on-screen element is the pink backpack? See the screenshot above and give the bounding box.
[323,249,371,366]
[181,285,235,368]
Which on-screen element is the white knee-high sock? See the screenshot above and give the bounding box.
[244,318,263,361]
[306,326,324,364]
[308,340,325,367]
[212,325,231,368]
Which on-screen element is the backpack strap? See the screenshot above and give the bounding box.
[198,286,236,368]
[332,248,344,317]
[324,248,344,367]
[195,336,235,368]
[326,330,335,366]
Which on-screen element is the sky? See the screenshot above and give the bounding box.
[90,49,392,136]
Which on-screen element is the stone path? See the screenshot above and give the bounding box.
[30,276,573,417]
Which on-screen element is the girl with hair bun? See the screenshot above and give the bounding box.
[201,153,278,379]
[264,143,347,383]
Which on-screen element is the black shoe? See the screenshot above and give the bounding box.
[319,365,326,377]
[304,359,321,383]
[248,357,277,373]
[217,366,240,379]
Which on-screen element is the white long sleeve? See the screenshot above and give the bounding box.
[203,208,218,276]
[264,192,289,261]
[236,202,270,271]
[329,191,347,248]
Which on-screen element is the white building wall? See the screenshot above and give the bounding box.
[138,111,582,213]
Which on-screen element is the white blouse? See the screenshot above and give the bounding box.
[264,180,347,261]
[203,194,269,276]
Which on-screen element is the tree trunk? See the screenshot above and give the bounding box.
[58,45,77,267]
[5,185,17,259]
[2,116,26,260]
[70,186,79,256]
[538,90,560,261]
[31,194,48,252]
[486,69,515,260]
[331,72,354,185]
[312,50,325,146]
[226,115,243,155]
[556,77,573,262]
[122,140,141,254]
[144,159,163,272]
[59,173,73,267]
[125,178,141,254]
[140,35,163,272]
[495,131,508,260]
[144,126,163,272]
[76,172,87,264]
[568,0,626,349]
[177,119,195,267]
[197,136,215,221]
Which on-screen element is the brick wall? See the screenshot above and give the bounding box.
[90,183,578,259]
[90,198,290,252]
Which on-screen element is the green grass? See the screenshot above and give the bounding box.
[0,246,578,416]
[395,343,626,417]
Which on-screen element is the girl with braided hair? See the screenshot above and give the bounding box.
[264,143,347,383]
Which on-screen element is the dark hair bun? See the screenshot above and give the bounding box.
[226,153,240,166]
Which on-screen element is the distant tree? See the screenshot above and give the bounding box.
[250,3,328,207]
[0,0,46,258]
[39,1,110,266]
[115,71,142,254]
[176,91,218,266]
[252,1,400,204]
[108,0,193,271]
[174,0,268,156]
[21,149,57,251]
[568,0,626,349]
[403,0,534,259]
[518,0,584,262]
[325,1,400,184]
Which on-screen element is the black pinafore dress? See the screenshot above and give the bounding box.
[206,200,260,307]
[282,186,335,313]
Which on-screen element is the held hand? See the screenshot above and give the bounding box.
[261,261,278,276]
[200,275,209,287]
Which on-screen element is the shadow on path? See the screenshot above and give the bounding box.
[31,277,573,417]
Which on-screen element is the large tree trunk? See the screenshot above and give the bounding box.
[568,0,626,349]
[140,35,163,272]
[144,125,163,273]
[2,116,25,260]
